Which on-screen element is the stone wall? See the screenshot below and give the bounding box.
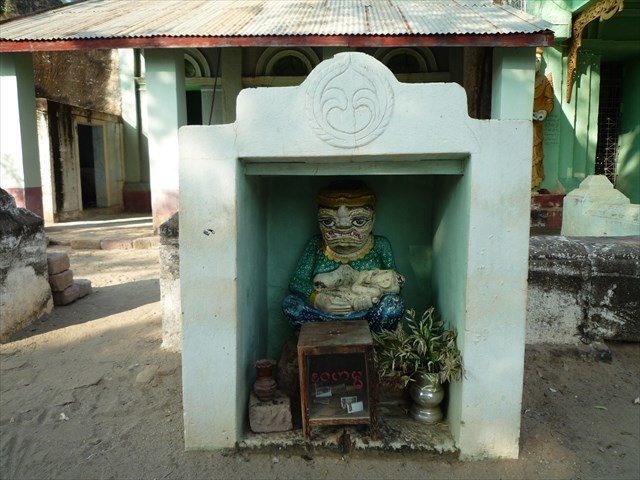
[159,212,180,351]
[527,236,640,344]
[0,189,52,342]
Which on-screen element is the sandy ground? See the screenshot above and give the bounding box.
[1,244,639,480]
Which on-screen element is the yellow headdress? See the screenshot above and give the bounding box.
[317,181,376,209]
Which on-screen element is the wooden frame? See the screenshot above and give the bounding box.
[297,320,378,442]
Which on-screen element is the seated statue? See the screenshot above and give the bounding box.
[282,181,405,331]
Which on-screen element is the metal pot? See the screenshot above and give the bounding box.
[409,371,444,424]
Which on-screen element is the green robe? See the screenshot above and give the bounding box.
[288,234,396,302]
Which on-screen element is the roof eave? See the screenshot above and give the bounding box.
[0,32,555,53]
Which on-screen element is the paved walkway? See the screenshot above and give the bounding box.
[45,214,158,250]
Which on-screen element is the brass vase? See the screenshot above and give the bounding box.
[409,372,444,424]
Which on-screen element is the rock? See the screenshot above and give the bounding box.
[248,391,293,433]
[70,239,101,250]
[100,238,134,250]
[135,365,158,384]
[0,188,52,341]
[52,283,81,306]
[75,279,92,298]
[157,366,177,376]
[133,236,160,249]
[47,252,70,275]
[159,212,179,244]
[49,269,74,292]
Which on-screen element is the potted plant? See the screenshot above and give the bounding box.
[372,307,464,424]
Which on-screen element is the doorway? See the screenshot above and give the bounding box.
[77,123,107,209]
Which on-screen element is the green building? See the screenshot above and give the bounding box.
[527,0,640,203]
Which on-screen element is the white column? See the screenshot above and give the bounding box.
[118,49,141,183]
[118,49,151,213]
[144,49,186,229]
[492,47,536,120]
[180,125,241,449]
[0,53,43,216]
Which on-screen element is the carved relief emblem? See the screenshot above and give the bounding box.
[306,53,394,148]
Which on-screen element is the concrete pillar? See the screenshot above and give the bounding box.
[119,49,150,212]
[0,53,43,217]
[220,48,242,123]
[144,49,186,230]
[159,212,181,352]
[491,47,536,120]
[180,126,241,449]
[534,46,562,191]
[572,51,600,185]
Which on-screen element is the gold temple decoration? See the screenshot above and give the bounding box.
[566,0,624,102]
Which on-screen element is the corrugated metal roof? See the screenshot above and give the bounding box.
[0,0,554,50]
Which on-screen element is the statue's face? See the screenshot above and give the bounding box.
[535,53,542,73]
[318,205,374,253]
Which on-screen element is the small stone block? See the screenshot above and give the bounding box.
[49,269,74,292]
[75,279,92,298]
[70,239,102,250]
[52,283,81,306]
[249,391,293,433]
[100,239,134,250]
[133,236,160,249]
[47,252,70,275]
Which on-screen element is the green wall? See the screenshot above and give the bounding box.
[617,58,640,204]
[264,175,438,358]
[528,0,640,199]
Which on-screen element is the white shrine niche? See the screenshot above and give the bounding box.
[179,52,532,459]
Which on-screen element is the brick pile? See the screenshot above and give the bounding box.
[47,252,92,306]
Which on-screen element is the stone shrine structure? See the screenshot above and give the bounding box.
[0,189,52,341]
[561,175,640,237]
[179,53,532,459]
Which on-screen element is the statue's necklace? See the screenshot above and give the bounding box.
[323,236,374,264]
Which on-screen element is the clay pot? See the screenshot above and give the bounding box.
[253,359,277,402]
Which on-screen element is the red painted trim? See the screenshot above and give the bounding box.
[0,33,554,53]
[531,193,565,209]
[123,190,152,214]
[5,186,44,218]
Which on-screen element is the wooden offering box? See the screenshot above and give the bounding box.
[297,320,377,441]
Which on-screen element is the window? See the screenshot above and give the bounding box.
[184,49,211,78]
[374,47,438,74]
[256,48,320,77]
[595,62,623,184]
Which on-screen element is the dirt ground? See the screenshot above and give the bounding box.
[1,244,639,480]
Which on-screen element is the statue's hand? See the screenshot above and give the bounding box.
[313,291,354,315]
[351,295,377,311]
